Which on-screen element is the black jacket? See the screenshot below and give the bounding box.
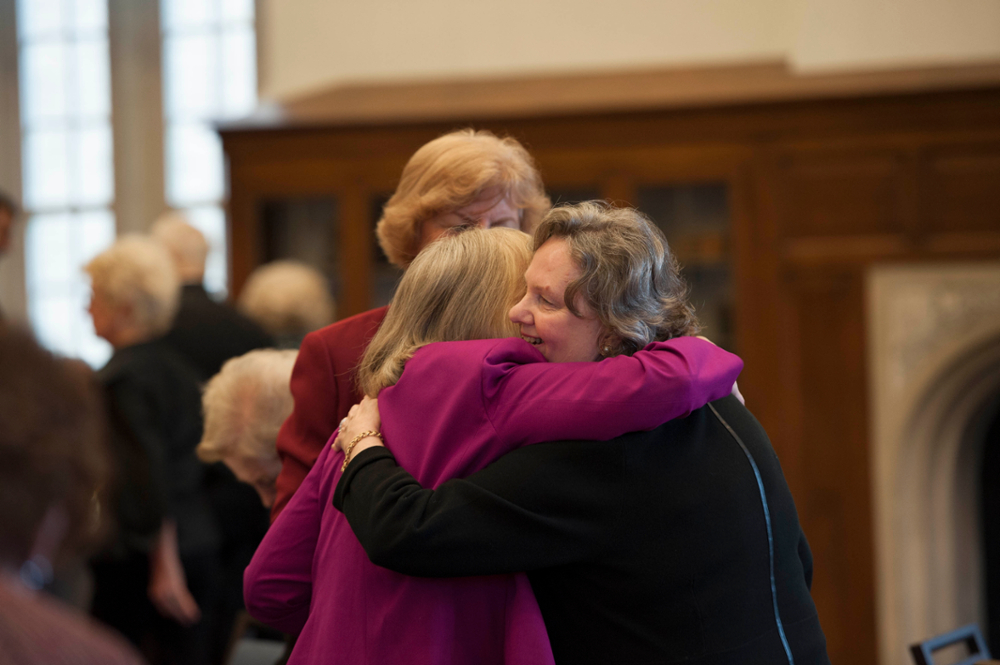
[335,395,830,665]
[162,284,273,382]
[98,338,219,557]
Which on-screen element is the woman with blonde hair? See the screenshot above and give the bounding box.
[272,128,553,519]
[245,226,741,665]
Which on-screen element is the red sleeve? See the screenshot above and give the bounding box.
[271,307,387,520]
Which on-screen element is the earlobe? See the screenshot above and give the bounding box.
[598,331,622,357]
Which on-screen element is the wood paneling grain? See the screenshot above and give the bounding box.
[774,151,906,237]
[790,274,875,665]
[924,146,1000,234]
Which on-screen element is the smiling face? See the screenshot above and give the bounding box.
[419,187,520,250]
[508,238,606,363]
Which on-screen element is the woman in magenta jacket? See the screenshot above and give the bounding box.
[245,223,741,665]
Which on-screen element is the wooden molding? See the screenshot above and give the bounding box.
[235,59,1000,129]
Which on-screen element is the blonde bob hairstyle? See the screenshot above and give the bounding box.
[534,201,700,357]
[376,129,550,268]
[84,235,180,337]
[358,227,532,396]
[198,349,297,464]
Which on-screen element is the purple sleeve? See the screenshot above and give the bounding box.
[244,443,332,634]
[484,336,742,446]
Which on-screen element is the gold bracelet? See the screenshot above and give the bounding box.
[342,430,384,471]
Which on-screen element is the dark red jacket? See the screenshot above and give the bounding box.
[271,306,388,520]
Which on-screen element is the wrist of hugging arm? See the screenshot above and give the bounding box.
[332,446,398,512]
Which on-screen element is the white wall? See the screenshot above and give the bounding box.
[259,0,1000,101]
[792,0,1000,71]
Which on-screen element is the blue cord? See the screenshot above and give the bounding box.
[708,402,794,665]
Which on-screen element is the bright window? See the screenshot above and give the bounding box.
[17,0,115,367]
[161,0,256,296]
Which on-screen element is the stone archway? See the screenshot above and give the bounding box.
[868,264,1000,665]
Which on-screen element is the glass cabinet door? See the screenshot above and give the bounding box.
[259,198,341,309]
[637,184,733,352]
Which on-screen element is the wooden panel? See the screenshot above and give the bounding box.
[789,272,876,665]
[924,231,1000,256]
[924,145,1000,234]
[774,150,907,238]
[274,61,1000,127]
[783,234,912,265]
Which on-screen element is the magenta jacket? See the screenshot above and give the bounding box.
[244,336,742,665]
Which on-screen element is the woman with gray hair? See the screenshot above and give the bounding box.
[334,203,830,665]
[197,349,298,508]
[84,236,219,665]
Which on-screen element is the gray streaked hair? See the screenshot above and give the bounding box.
[197,348,298,464]
[533,201,700,357]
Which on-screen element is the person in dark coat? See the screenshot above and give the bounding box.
[333,203,831,665]
[85,236,219,665]
[151,212,275,664]
[151,213,273,382]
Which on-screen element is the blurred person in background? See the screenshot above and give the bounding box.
[84,236,219,665]
[272,128,551,519]
[151,212,275,664]
[0,191,19,323]
[196,348,297,662]
[236,261,335,349]
[0,326,144,665]
[197,349,298,509]
[151,212,274,382]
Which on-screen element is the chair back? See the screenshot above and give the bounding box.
[910,624,991,665]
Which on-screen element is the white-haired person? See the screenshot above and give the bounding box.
[85,236,219,665]
[197,349,298,508]
[236,261,335,349]
[272,128,552,519]
[152,211,273,382]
